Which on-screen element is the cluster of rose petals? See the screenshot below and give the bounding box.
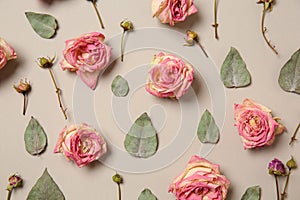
[146,52,194,99]
[234,98,285,149]
[268,158,286,176]
[60,32,111,90]
[0,38,17,70]
[54,123,107,167]
[169,155,230,200]
[152,0,198,26]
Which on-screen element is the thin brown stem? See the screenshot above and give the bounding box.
[91,0,104,29]
[120,30,125,62]
[6,189,12,200]
[48,69,67,120]
[275,175,280,200]
[22,94,27,115]
[281,169,291,200]
[117,183,121,200]
[289,122,300,145]
[212,0,219,39]
[197,41,209,58]
[261,8,278,55]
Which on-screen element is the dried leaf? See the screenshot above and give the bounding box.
[25,12,58,39]
[278,49,300,94]
[24,116,47,155]
[138,188,157,200]
[221,47,251,88]
[111,75,129,97]
[27,169,65,200]
[241,185,261,200]
[197,109,220,144]
[124,113,158,158]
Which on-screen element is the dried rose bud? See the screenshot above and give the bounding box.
[13,79,31,94]
[185,30,199,45]
[268,158,286,176]
[120,20,134,32]
[112,173,123,184]
[286,156,297,170]
[257,0,273,10]
[7,174,23,191]
[37,56,55,69]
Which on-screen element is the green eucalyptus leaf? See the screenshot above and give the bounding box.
[138,188,157,200]
[278,49,300,94]
[197,109,220,144]
[111,75,129,97]
[27,169,65,200]
[24,116,47,155]
[241,185,261,200]
[124,113,158,158]
[25,11,58,39]
[221,47,251,88]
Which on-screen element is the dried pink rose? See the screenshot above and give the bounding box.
[169,155,230,200]
[152,0,198,26]
[54,123,107,167]
[145,52,194,99]
[234,98,285,149]
[60,32,111,90]
[0,38,17,70]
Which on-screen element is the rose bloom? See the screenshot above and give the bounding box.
[0,38,17,70]
[169,155,230,200]
[152,0,198,26]
[145,52,194,99]
[54,123,107,167]
[60,32,111,90]
[234,98,285,149]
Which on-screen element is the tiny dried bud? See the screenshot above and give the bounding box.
[112,173,123,184]
[7,174,23,191]
[286,156,297,170]
[37,56,55,69]
[14,79,31,94]
[187,30,199,42]
[120,20,134,32]
[268,158,286,176]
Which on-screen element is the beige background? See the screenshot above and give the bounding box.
[0,0,300,199]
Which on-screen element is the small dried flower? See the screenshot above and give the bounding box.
[286,156,297,170]
[112,173,123,184]
[184,30,208,58]
[14,79,31,115]
[37,56,55,69]
[268,158,286,176]
[257,0,273,10]
[7,174,23,191]
[120,19,134,62]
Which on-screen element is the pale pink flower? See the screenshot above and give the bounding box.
[0,38,17,70]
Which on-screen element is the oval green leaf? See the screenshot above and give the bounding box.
[197,109,220,144]
[221,47,251,88]
[278,49,300,94]
[27,168,65,200]
[124,113,158,158]
[138,188,157,200]
[25,11,58,39]
[24,116,47,155]
[241,185,261,200]
[111,75,129,97]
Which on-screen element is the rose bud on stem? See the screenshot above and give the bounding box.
[268,158,286,200]
[112,172,123,200]
[87,0,104,29]
[120,19,133,62]
[281,156,297,200]
[6,173,23,200]
[13,79,31,115]
[37,56,67,120]
[184,30,208,58]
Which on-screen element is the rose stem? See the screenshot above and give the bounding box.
[197,41,209,58]
[289,122,300,145]
[48,68,67,120]
[281,169,291,200]
[261,7,278,55]
[91,0,104,29]
[212,0,219,39]
[117,182,121,200]
[22,94,27,115]
[274,175,280,200]
[120,30,125,62]
[6,190,12,200]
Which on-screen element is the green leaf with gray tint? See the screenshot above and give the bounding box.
[24,116,47,155]
[138,188,157,200]
[241,185,261,200]
[25,12,58,39]
[27,169,65,200]
[197,109,220,144]
[278,49,300,94]
[111,75,129,97]
[221,47,251,88]
[124,113,158,158]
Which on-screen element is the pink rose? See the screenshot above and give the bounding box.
[169,155,230,200]
[234,98,285,149]
[145,52,194,99]
[0,38,17,70]
[54,123,107,167]
[60,32,112,90]
[152,0,198,26]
